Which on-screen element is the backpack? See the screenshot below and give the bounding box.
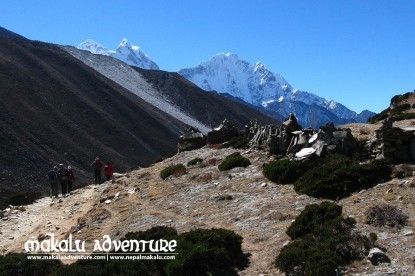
[48,170,57,181]
[58,168,68,181]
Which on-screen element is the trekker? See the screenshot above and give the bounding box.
[57,164,69,195]
[48,166,59,198]
[91,157,103,184]
[103,161,114,181]
[67,166,75,193]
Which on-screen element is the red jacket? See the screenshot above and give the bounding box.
[103,164,114,176]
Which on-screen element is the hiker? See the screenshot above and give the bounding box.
[103,161,114,181]
[67,165,75,193]
[47,166,59,198]
[91,157,103,184]
[57,164,69,195]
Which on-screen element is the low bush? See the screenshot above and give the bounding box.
[263,159,306,184]
[392,112,415,121]
[275,202,372,275]
[0,253,62,276]
[2,191,45,209]
[218,152,251,171]
[294,154,391,200]
[365,204,408,228]
[187,158,203,166]
[391,103,411,114]
[219,136,249,149]
[2,226,248,275]
[166,228,248,275]
[160,164,186,179]
[368,109,389,123]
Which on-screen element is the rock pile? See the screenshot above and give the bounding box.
[207,119,239,144]
[178,127,207,152]
[247,113,358,160]
[367,118,415,163]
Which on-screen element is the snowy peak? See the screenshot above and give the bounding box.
[179,53,292,106]
[77,39,159,70]
[118,38,132,49]
[77,39,111,55]
[178,54,375,127]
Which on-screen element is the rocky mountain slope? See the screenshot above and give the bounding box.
[0,36,190,204]
[0,27,277,205]
[1,143,415,275]
[63,46,277,131]
[178,53,375,128]
[78,39,159,70]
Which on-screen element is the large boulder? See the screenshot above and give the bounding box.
[368,247,390,265]
[207,119,239,144]
[178,127,207,152]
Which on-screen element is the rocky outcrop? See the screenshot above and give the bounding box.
[367,118,415,163]
[247,113,358,160]
[207,119,240,144]
[178,128,207,152]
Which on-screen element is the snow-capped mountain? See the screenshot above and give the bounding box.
[178,53,374,127]
[78,39,159,70]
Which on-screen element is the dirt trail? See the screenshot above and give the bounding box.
[0,184,102,254]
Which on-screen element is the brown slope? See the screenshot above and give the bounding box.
[133,68,279,129]
[0,37,189,203]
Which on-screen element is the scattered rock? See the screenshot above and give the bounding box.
[368,248,391,265]
[104,200,111,204]
[403,230,414,236]
[38,233,48,241]
[215,194,233,201]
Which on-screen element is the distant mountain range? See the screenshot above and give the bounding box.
[78,40,374,127]
[0,28,275,203]
[178,53,375,127]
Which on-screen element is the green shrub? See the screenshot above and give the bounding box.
[286,201,345,239]
[166,228,248,275]
[187,158,203,166]
[218,152,251,171]
[0,253,61,276]
[294,155,391,200]
[368,109,389,123]
[391,103,411,114]
[392,112,415,121]
[275,202,372,275]
[3,191,45,208]
[160,164,186,179]
[219,136,249,149]
[365,204,408,228]
[263,159,305,184]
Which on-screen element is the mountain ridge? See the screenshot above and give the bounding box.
[78,39,159,70]
[178,52,375,127]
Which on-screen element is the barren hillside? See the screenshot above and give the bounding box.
[1,141,414,275]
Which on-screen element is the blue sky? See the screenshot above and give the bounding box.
[1,0,414,113]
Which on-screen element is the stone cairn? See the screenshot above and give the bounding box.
[178,114,360,161]
[367,117,415,163]
[207,119,240,144]
[247,113,358,161]
[178,127,207,152]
